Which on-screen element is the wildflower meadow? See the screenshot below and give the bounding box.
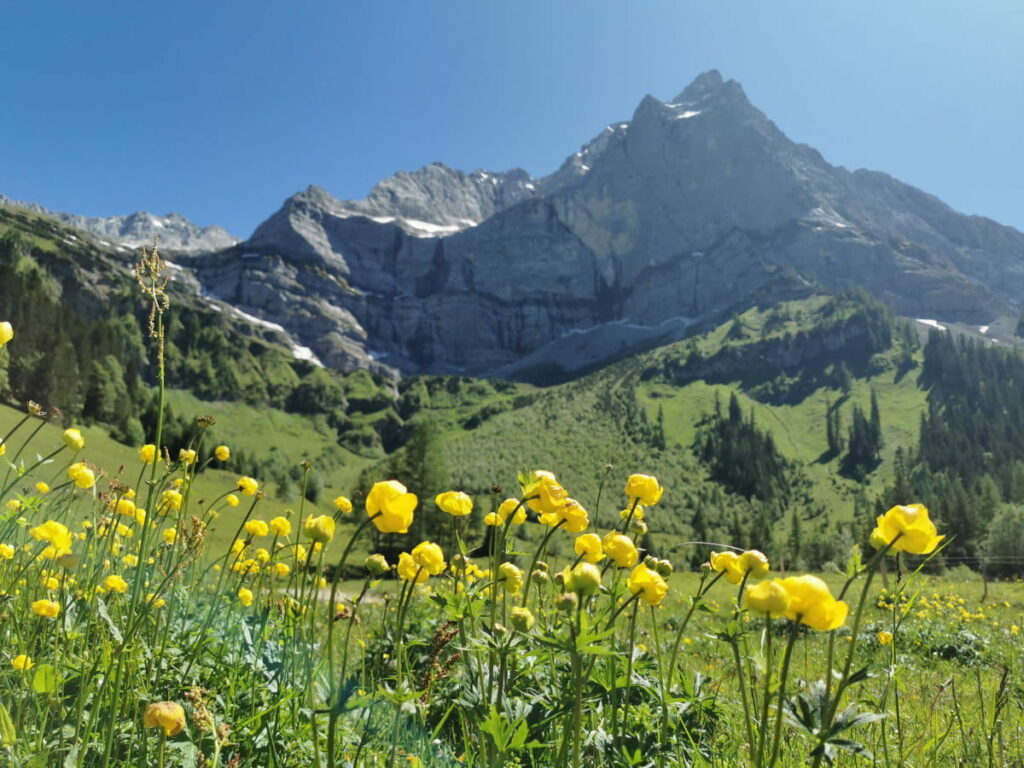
[1,248,1023,767]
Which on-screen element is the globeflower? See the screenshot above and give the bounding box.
[574,533,605,564]
[522,470,569,516]
[486,498,527,526]
[11,654,33,670]
[626,564,668,606]
[435,490,473,517]
[0,543,14,560]
[871,504,944,555]
[237,588,254,607]
[498,562,524,594]
[215,445,230,462]
[139,444,157,464]
[237,476,259,496]
[178,449,197,465]
[624,474,663,506]
[878,630,894,646]
[397,551,429,583]
[603,532,639,568]
[159,489,182,514]
[777,575,848,631]
[303,514,335,544]
[333,495,353,514]
[710,549,770,584]
[539,498,589,533]
[68,462,96,490]
[244,520,269,538]
[62,428,85,451]
[104,574,129,594]
[269,516,291,537]
[366,480,417,534]
[743,580,791,617]
[365,553,390,576]
[562,562,602,596]
[411,541,445,575]
[31,599,61,618]
[510,606,535,631]
[0,321,13,348]
[142,701,186,737]
[35,481,50,494]
[30,521,73,559]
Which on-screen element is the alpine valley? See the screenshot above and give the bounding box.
[3,70,1024,570]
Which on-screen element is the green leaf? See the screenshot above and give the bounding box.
[96,597,122,643]
[0,700,16,744]
[32,663,58,694]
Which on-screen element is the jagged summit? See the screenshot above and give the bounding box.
[0,194,238,254]
[22,71,1024,383]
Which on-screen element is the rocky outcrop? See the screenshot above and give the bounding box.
[0,195,238,254]
[107,72,1024,381]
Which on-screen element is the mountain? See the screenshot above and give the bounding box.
[0,194,237,254]
[20,70,1024,382]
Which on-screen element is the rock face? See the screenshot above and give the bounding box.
[0,195,238,254]
[116,72,1024,380]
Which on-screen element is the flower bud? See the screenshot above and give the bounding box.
[654,558,674,578]
[555,592,579,612]
[365,554,390,576]
[510,606,535,632]
[630,519,648,536]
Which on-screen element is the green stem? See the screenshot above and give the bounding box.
[767,618,800,768]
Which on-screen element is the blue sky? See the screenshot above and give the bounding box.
[2,0,1022,237]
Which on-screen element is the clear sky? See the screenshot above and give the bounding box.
[2,0,1022,237]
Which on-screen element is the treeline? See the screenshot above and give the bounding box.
[875,330,1024,574]
[0,223,404,458]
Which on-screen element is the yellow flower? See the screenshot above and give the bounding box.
[5,499,20,513]
[626,564,669,606]
[35,481,50,495]
[365,553,390,575]
[483,512,501,526]
[142,701,186,737]
[333,495,353,514]
[237,588,254,607]
[273,562,291,578]
[269,516,291,537]
[539,498,589,533]
[179,449,197,465]
[0,440,5,456]
[226,494,240,507]
[498,562,524,594]
[562,562,602,596]
[237,476,259,496]
[574,533,605,564]
[871,504,944,555]
[777,575,849,631]
[31,599,61,618]
[366,480,417,534]
[30,521,73,559]
[68,462,96,489]
[1010,625,1020,636]
[397,551,429,583]
[624,473,664,506]
[41,576,59,590]
[159,489,182,513]
[113,498,136,517]
[743,580,790,617]
[510,606,535,631]
[602,532,639,568]
[435,490,473,517]
[620,505,645,521]
[0,321,13,348]
[139,444,157,464]
[411,541,446,575]
[147,593,166,609]
[162,528,177,545]
[62,428,85,451]
[122,554,139,568]
[877,630,894,646]
[303,514,335,544]
[244,520,269,538]
[104,574,129,594]
[522,470,569,516]
[739,550,770,579]
[0,543,14,560]
[11,654,33,671]
[215,445,230,462]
